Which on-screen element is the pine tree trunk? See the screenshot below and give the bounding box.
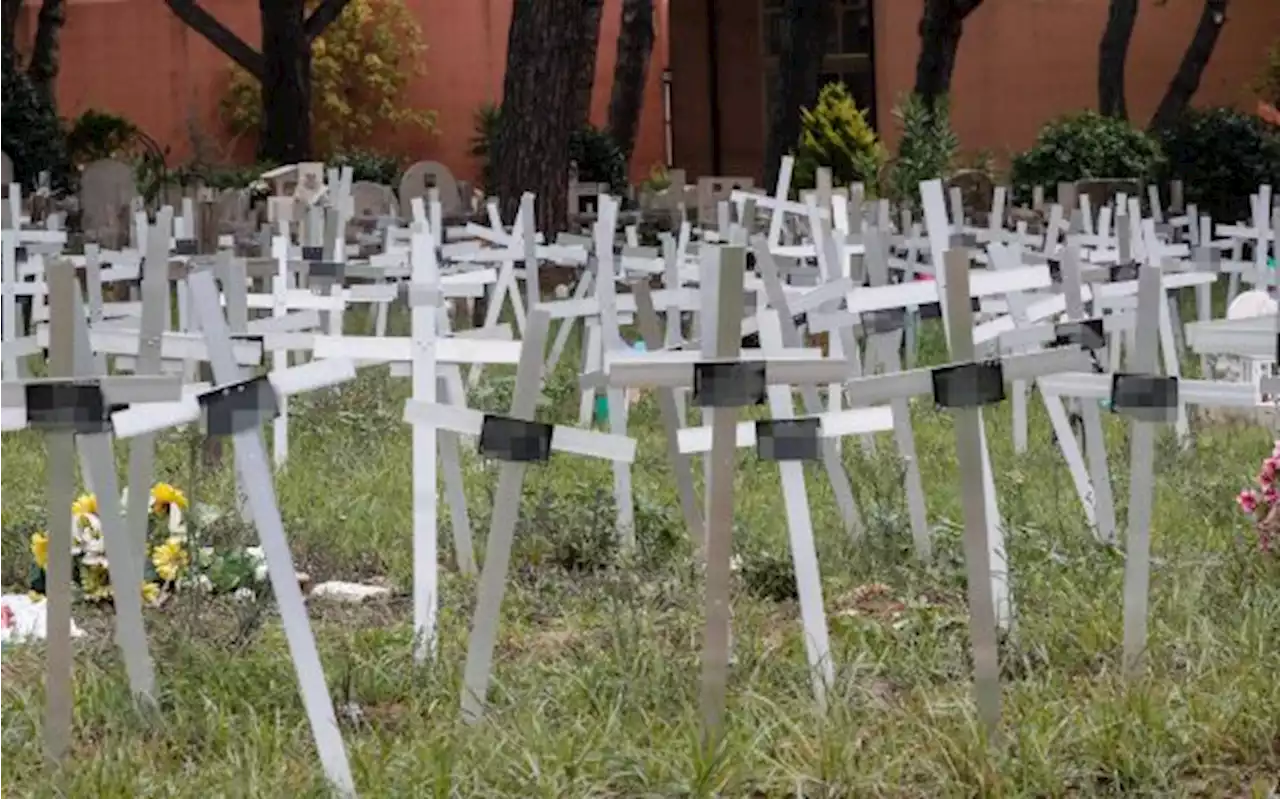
[27,0,65,109]
[1148,0,1229,131]
[2,0,22,66]
[764,0,833,190]
[1098,0,1138,120]
[572,0,604,129]
[914,0,984,111]
[607,0,654,164]
[494,0,593,233]
[258,0,311,163]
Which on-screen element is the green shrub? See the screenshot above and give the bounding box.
[793,81,883,189]
[64,109,141,165]
[1010,111,1165,205]
[328,149,402,184]
[569,124,628,196]
[884,93,959,210]
[2,58,73,193]
[470,103,628,196]
[1153,107,1280,223]
[1257,40,1279,106]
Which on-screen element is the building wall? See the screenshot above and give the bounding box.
[15,0,672,185]
[673,0,1279,182]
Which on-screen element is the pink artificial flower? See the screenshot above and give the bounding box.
[1238,489,1261,515]
[1259,457,1279,489]
[1271,440,1280,459]
[1264,485,1278,505]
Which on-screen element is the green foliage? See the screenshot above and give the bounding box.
[1257,40,1279,105]
[220,0,436,157]
[1153,107,1280,223]
[1010,111,1165,205]
[327,149,403,184]
[882,94,959,210]
[793,81,884,189]
[471,103,628,196]
[1,60,73,193]
[63,109,141,165]
[569,125,628,195]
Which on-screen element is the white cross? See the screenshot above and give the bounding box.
[110,265,360,797]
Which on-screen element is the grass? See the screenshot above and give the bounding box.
[2,312,1278,797]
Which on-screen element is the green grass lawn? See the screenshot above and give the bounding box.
[2,316,1278,797]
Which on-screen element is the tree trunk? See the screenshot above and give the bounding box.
[1148,0,1229,131]
[764,0,833,190]
[27,0,65,108]
[607,0,654,164]
[164,0,352,163]
[572,0,604,129]
[494,0,593,233]
[258,0,311,163]
[1098,0,1138,119]
[914,0,984,111]
[2,0,22,67]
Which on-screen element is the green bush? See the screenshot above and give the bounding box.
[1010,111,1165,205]
[328,149,403,184]
[793,81,883,189]
[470,103,628,196]
[2,57,73,193]
[1153,107,1280,223]
[884,93,959,210]
[569,124,628,196]
[64,109,141,165]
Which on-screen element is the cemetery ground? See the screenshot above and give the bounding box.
[1,316,1278,797]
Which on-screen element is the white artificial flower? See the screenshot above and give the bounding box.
[233,587,255,602]
[245,546,268,582]
[167,503,187,540]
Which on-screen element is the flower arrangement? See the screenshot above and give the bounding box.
[1236,440,1280,554]
[28,482,267,606]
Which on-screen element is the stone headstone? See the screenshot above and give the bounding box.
[79,159,136,245]
[947,169,995,216]
[399,161,462,219]
[349,181,396,221]
[1074,178,1142,215]
[696,176,754,228]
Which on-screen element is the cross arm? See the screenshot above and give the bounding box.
[402,401,637,464]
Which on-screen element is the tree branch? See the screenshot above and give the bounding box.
[1148,0,1229,131]
[304,0,354,42]
[164,0,263,79]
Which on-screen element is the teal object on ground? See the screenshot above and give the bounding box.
[596,340,649,424]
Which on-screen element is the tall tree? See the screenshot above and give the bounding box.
[1148,0,1229,130]
[1098,0,1139,119]
[764,0,834,189]
[164,0,353,163]
[914,0,985,110]
[606,0,655,164]
[26,0,63,106]
[494,0,595,233]
[571,0,604,129]
[2,0,22,67]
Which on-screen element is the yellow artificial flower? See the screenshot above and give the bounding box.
[151,537,189,583]
[150,483,188,515]
[30,532,48,570]
[80,563,112,601]
[71,493,97,518]
[141,582,161,606]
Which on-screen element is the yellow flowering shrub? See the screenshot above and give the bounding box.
[220,0,437,157]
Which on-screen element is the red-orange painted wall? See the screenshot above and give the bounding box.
[672,0,1279,182]
[15,0,672,185]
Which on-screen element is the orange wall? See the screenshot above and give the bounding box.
[16,0,672,185]
[672,0,1278,181]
